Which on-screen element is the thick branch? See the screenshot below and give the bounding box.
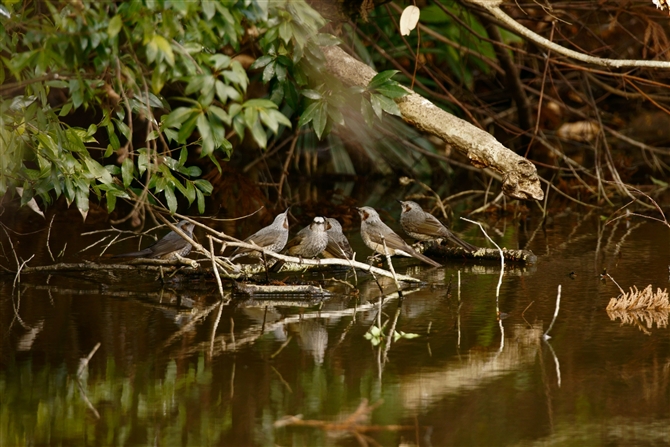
[322,45,544,201]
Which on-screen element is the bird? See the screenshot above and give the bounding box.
[322,217,354,259]
[398,200,478,252]
[113,220,195,260]
[356,206,441,267]
[270,216,330,272]
[230,208,290,261]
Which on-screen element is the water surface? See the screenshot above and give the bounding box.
[2,209,669,446]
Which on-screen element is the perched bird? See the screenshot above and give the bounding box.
[398,200,478,252]
[113,220,195,260]
[356,206,441,268]
[322,217,354,260]
[230,208,290,261]
[270,216,330,272]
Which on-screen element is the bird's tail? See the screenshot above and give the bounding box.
[112,249,153,258]
[447,235,479,253]
[408,248,441,268]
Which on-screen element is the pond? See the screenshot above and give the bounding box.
[1,201,670,446]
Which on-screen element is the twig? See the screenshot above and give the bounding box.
[46,215,56,262]
[380,235,402,297]
[77,342,101,378]
[209,236,226,300]
[461,217,505,301]
[543,285,561,340]
[270,336,293,359]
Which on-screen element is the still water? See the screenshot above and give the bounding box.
[2,208,670,446]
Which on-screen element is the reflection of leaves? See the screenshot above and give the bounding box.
[364,324,419,345]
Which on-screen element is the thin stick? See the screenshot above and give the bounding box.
[209,236,225,300]
[46,215,56,262]
[380,235,402,297]
[461,217,504,301]
[210,301,223,358]
[543,285,561,340]
[77,342,101,378]
[13,255,35,289]
[270,336,293,359]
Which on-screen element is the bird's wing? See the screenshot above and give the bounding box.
[323,237,353,259]
[367,225,412,252]
[407,213,447,236]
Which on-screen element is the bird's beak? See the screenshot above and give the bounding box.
[396,199,403,204]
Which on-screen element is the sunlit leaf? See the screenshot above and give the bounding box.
[107,15,123,38]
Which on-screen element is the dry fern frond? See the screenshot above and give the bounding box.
[606,285,670,311]
[606,285,670,333]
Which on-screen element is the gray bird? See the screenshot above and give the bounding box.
[113,220,195,260]
[356,206,441,268]
[230,208,290,261]
[322,217,354,260]
[270,216,330,272]
[398,200,478,252]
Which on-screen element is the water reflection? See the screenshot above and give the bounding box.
[2,212,670,446]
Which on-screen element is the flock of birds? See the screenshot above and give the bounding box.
[114,201,479,269]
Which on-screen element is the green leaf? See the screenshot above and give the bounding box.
[197,113,214,155]
[313,102,327,139]
[75,184,89,220]
[368,70,400,90]
[108,15,123,38]
[85,158,114,185]
[209,106,231,126]
[315,33,340,46]
[164,107,195,129]
[374,84,408,99]
[106,191,117,213]
[138,149,149,175]
[262,62,275,83]
[183,166,201,177]
[164,185,177,213]
[177,114,199,144]
[361,97,375,127]
[250,118,267,148]
[194,179,213,194]
[301,89,322,100]
[370,94,383,120]
[376,94,402,116]
[298,101,319,127]
[185,181,196,204]
[121,157,133,187]
[153,35,175,66]
[178,147,188,167]
[259,109,278,134]
[243,98,278,109]
[279,21,292,43]
[250,55,273,70]
[196,189,205,214]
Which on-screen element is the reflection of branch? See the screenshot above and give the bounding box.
[274,399,417,439]
[181,289,419,358]
[543,338,562,388]
[462,217,505,306]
